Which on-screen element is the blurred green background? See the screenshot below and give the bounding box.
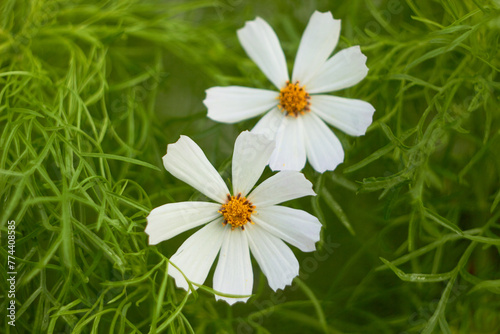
[1,0,499,333]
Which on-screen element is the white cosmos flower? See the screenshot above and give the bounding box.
[204,11,375,173]
[145,131,321,305]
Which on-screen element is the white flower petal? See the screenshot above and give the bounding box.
[307,46,369,94]
[268,116,306,171]
[204,86,279,124]
[302,112,344,173]
[213,228,253,304]
[232,131,275,197]
[246,223,299,291]
[168,219,225,291]
[248,170,315,207]
[146,202,221,245]
[253,205,321,252]
[163,136,230,203]
[237,17,289,89]
[292,11,341,86]
[251,107,285,141]
[310,95,375,136]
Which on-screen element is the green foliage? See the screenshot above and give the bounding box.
[0,0,499,333]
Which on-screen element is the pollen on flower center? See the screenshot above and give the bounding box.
[278,81,311,117]
[218,193,255,230]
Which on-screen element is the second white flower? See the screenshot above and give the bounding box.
[204,11,375,173]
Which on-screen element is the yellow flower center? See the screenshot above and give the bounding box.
[218,193,255,230]
[278,81,310,117]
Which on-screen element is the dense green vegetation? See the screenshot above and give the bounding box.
[1,0,499,333]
